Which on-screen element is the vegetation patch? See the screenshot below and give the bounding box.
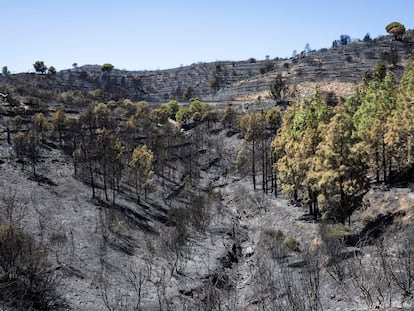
[284,236,301,252]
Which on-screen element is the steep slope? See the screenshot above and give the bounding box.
[1,118,413,310]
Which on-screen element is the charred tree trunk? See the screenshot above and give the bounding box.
[252,138,256,190]
[89,158,95,199]
[261,110,266,193]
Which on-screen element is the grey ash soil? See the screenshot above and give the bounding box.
[0,126,413,310]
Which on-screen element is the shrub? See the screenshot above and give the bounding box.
[262,227,285,240]
[0,224,65,310]
[48,66,57,75]
[175,107,191,124]
[192,111,201,121]
[183,87,192,100]
[235,150,249,177]
[361,211,375,224]
[167,208,190,248]
[12,115,22,130]
[259,228,287,261]
[220,106,237,129]
[79,70,88,79]
[326,223,352,237]
[90,88,104,100]
[284,236,300,252]
[210,76,220,91]
[381,50,400,66]
[260,61,274,74]
[269,74,288,101]
[100,63,114,73]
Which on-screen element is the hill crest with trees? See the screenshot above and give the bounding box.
[1,31,414,104]
[0,25,414,311]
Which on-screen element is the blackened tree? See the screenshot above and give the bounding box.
[269,74,288,102]
[33,61,47,74]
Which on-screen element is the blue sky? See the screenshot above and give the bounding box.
[1,0,413,73]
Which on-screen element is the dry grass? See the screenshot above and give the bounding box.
[358,187,414,233]
[234,81,356,102]
[294,81,356,98]
[398,192,414,225]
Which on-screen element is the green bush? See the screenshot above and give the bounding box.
[183,87,192,100]
[210,76,220,90]
[175,107,191,123]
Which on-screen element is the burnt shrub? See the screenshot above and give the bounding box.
[260,61,274,74]
[0,224,65,310]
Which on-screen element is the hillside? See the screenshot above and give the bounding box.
[1,32,413,104]
[0,31,414,311]
[0,111,413,310]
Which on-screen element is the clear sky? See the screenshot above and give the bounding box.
[1,0,413,73]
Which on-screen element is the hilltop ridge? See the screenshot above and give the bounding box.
[1,32,414,104]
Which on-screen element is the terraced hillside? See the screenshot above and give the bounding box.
[1,33,413,104]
